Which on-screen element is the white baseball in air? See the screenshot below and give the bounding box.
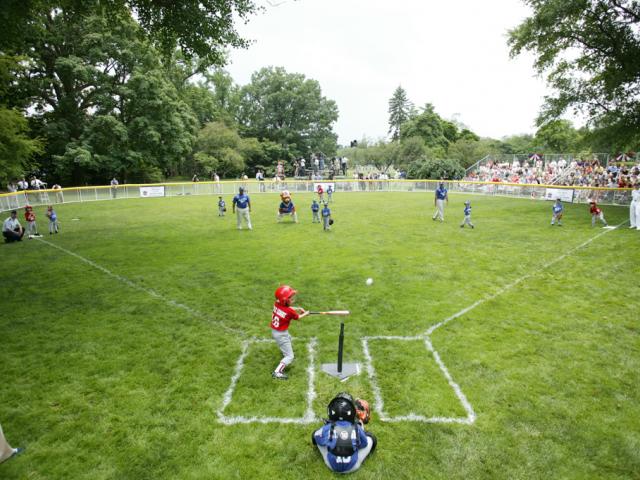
[366,278,373,286]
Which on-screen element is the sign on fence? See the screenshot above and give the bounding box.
[139,186,165,198]
[544,188,574,203]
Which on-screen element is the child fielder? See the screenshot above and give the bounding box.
[460,200,474,228]
[218,196,226,216]
[589,201,608,227]
[321,202,332,231]
[551,199,564,226]
[311,200,320,223]
[270,285,308,380]
[46,206,59,234]
[24,205,41,237]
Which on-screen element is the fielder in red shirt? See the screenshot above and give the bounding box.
[271,285,308,380]
[317,184,324,202]
[589,201,608,227]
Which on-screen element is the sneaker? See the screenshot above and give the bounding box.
[272,371,288,380]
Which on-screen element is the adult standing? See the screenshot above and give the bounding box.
[631,183,640,230]
[213,172,221,193]
[232,186,252,230]
[110,177,119,198]
[256,169,265,192]
[432,182,448,222]
[341,156,348,176]
[52,183,64,203]
[2,210,24,243]
[17,178,28,191]
[7,181,17,193]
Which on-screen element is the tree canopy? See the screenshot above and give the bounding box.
[509,0,640,147]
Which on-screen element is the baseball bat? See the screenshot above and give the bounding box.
[308,310,350,316]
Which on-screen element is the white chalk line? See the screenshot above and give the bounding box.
[35,237,245,337]
[217,337,320,425]
[360,223,624,424]
[425,221,625,336]
[362,336,471,424]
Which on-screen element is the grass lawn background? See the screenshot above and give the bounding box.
[0,191,638,479]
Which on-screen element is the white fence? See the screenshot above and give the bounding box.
[0,180,633,213]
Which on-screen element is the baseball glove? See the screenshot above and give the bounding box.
[223,208,227,212]
[355,398,370,424]
[329,218,334,225]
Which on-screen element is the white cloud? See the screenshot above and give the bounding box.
[227,0,552,144]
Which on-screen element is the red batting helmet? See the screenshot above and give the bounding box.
[275,285,297,305]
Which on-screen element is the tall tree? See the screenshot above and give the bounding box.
[509,0,640,146]
[387,86,413,141]
[236,67,339,158]
[0,0,258,68]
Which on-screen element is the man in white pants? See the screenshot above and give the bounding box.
[432,182,448,222]
[631,184,640,230]
[0,423,22,463]
[232,187,252,230]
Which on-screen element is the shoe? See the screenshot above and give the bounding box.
[471,225,474,229]
[272,371,288,380]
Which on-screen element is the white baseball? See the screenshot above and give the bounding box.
[366,278,373,286]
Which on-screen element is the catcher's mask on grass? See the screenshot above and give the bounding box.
[327,392,356,422]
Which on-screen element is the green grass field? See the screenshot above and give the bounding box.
[1,191,639,479]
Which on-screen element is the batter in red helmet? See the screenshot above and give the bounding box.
[271,285,308,380]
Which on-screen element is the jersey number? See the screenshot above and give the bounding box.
[272,315,280,328]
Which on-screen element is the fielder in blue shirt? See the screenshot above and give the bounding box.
[551,198,563,226]
[460,200,474,229]
[217,196,226,216]
[433,182,448,222]
[321,203,332,230]
[232,187,252,230]
[311,200,320,223]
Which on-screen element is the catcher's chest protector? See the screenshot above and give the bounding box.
[329,424,357,457]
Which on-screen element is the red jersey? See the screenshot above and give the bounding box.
[25,210,35,222]
[270,303,299,331]
[590,204,601,215]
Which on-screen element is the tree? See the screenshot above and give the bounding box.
[406,158,465,180]
[0,108,44,186]
[534,119,581,152]
[388,86,413,141]
[400,103,452,151]
[0,0,258,68]
[236,67,339,158]
[509,0,640,146]
[5,9,197,184]
[194,121,246,177]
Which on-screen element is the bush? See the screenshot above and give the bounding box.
[407,158,465,180]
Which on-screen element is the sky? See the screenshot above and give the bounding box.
[225,0,550,146]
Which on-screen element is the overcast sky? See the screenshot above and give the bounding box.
[225,0,549,146]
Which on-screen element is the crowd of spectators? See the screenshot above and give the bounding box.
[465,155,640,188]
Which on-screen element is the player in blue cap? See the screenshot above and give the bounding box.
[460,200,474,228]
[551,198,564,226]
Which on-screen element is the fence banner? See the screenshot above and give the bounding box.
[139,186,165,198]
[544,188,574,203]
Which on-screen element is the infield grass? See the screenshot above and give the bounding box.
[0,191,638,479]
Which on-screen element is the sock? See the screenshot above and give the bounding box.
[275,362,286,374]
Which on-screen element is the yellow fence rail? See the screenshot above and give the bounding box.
[0,179,633,213]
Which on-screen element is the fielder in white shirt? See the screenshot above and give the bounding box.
[631,184,640,230]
